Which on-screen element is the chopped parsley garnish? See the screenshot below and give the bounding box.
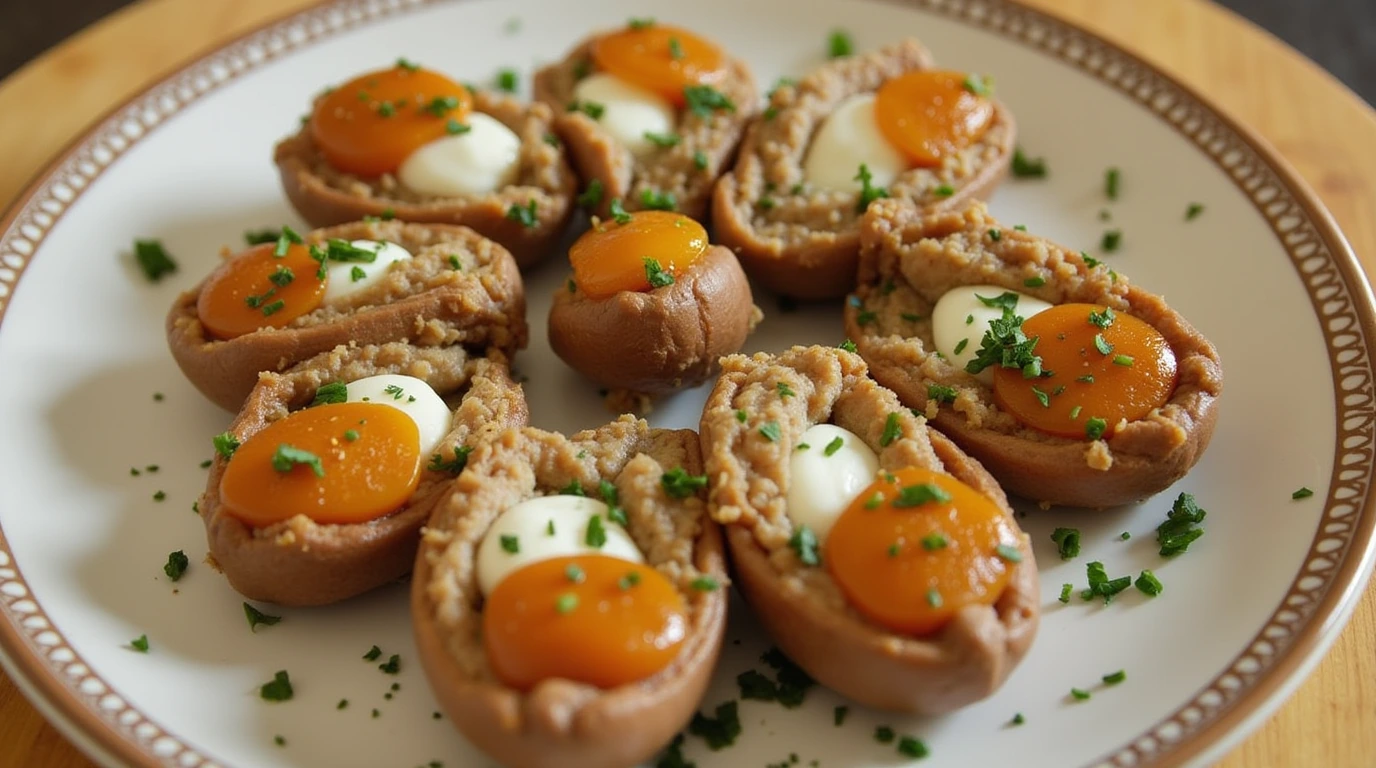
[880,412,902,446]
[774,382,796,400]
[568,100,605,119]
[761,647,815,707]
[311,381,348,406]
[628,16,655,28]
[644,257,675,288]
[1051,527,1081,560]
[995,544,1023,563]
[427,445,473,475]
[953,338,969,355]
[789,524,820,565]
[129,634,150,652]
[892,483,951,507]
[271,444,323,476]
[1085,417,1108,440]
[1293,487,1314,500]
[609,198,633,224]
[1103,670,1127,685]
[244,602,282,631]
[495,68,518,92]
[445,119,469,135]
[737,669,778,701]
[576,179,604,208]
[1186,202,1206,220]
[1077,374,1095,383]
[1011,713,1026,726]
[163,550,188,581]
[928,383,958,404]
[1031,385,1050,408]
[735,409,748,423]
[349,265,365,282]
[759,421,782,442]
[693,150,708,170]
[133,239,178,282]
[640,188,677,211]
[1082,252,1102,268]
[1024,276,1045,288]
[1058,583,1073,603]
[668,36,684,60]
[1105,167,1121,200]
[828,29,853,58]
[383,383,406,400]
[1081,560,1131,603]
[689,700,741,750]
[499,534,520,554]
[874,726,896,743]
[424,95,461,117]
[1157,492,1206,556]
[963,71,993,96]
[644,131,681,148]
[1093,333,1114,355]
[152,490,166,502]
[1088,307,1116,329]
[683,85,735,118]
[505,200,538,228]
[1102,229,1122,252]
[546,519,556,536]
[618,571,641,590]
[447,254,462,270]
[902,312,923,322]
[1135,569,1163,596]
[933,183,955,197]
[585,515,607,548]
[834,705,849,726]
[378,654,401,674]
[839,339,858,353]
[363,645,382,661]
[1070,688,1091,701]
[921,532,948,551]
[661,467,708,498]
[989,228,1002,241]
[1120,531,1131,540]
[1069,405,1082,420]
[966,304,1042,378]
[1011,148,1047,178]
[897,736,929,758]
[259,299,285,317]
[823,436,845,456]
[274,225,303,256]
[565,563,585,583]
[260,670,293,701]
[854,163,890,212]
[244,228,279,245]
[396,57,421,72]
[561,480,585,496]
[690,576,720,591]
[1113,354,1135,367]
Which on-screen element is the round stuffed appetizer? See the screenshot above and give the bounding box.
[198,342,527,606]
[845,201,1223,507]
[713,39,1015,299]
[548,209,758,395]
[274,59,577,267]
[167,219,526,411]
[412,416,726,768]
[533,18,756,222]
[700,345,1038,713]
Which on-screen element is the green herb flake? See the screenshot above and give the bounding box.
[1105,167,1121,200]
[1135,569,1163,596]
[683,85,735,118]
[1024,276,1046,288]
[839,338,858,353]
[133,239,178,282]
[927,383,958,404]
[897,736,929,759]
[396,57,421,72]
[129,634,150,653]
[854,163,890,212]
[1081,560,1132,603]
[1011,148,1047,178]
[1103,669,1127,685]
[1186,202,1206,220]
[690,576,720,592]
[688,700,741,750]
[640,188,677,211]
[618,570,642,590]
[244,228,279,245]
[735,409,748,423]
[1031,385,1050,408]
[428,445,473,475]
[576,179,604,208]
[1050,527,1081,560]
[933,183,955,198]
[271,444,324,477]
[243,602,282,631]
[789,525,820,566]
[163,550,189,581]
[378,654,401,674]
[499,534,520,554]
[1085,417,1108,440]
[693,150,709,170]
[954,337,970,355]
[823,436,845,456]
[737,669,779,702]
[363,645,382,661]
[1058,583,1073,603]
[880,412,902,446]
[495,68,518,92]
[759,421,782,442]
[1293,486,1315,500]
[1070,687,1091,701]
[1102,229,1122,252]
[568,99,605,119]
[828,29,854,57]
[337,699,348,710]
[564,563,585,583]
[260,670,293,701]
[834,705,849,726]
[505,200,538,228]
[662,467,708,498]
[995,544,1023,563]
[863,492,884,510]
[892,483,952,507]
[1113,354,1135,367]
[644,131,681,148]
[310,381,347,407]
[874,725,896,744]
[628,17,656,29]
[585,515,607,549]
[1156,492,1206,556]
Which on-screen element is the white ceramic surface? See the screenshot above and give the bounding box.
[0,1,1371,767]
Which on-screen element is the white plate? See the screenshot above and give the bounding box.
[1,1,1372,766]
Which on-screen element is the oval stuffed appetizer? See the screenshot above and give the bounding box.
[845,201,1223,508]
[533,19,756,222]
[274,59,577,267]
[713,39,1015,300]
[548,209,758,395]
[412,416,726,768]
[167,219,527,411]
[700,345,1038,714]
[198,341,527,606]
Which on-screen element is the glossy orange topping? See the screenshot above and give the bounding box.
[220,402,422,527]
[483,554,688,690]
[569,210,708,299]
[874,71,994,167]
[590,23,728,105]
[196,243,326,340]
[993,304,1177,439]
[309,63,473,176]
[825,467,1017,636]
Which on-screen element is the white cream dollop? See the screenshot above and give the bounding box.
[397,112,522,197]
[786,424,881,545]
[931,285,1054,383]
[344,374,452,457]
[475,495,644,595]
[571,73,676,159]
[801,93,907,191]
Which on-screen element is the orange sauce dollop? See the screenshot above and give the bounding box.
[196,242,326,340]
[568,210,707,299]
[993,304,1177,439]
[825,467,1018,636]
[874,71,994,167]
[483,554,688,690]
[590,23,728,105]
[309,63,473,176]
[219,402,422,527]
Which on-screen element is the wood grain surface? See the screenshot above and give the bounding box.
[0,0,1373,766]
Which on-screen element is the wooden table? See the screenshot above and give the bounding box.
[1,0,1374,765]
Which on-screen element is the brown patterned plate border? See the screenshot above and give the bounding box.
[0,1,1372,766]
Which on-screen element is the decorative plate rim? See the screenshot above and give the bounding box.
[0,0,1372,766]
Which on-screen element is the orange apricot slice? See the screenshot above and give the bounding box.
[309,62,473,176]
[993,304,1177,440]
[874,70,994,167]
[590,22,728,106]
[197,242,327,340]
[569,210,708,299]
[220,401,422,527]
[825,466,1018,636]
[482,554,688,690]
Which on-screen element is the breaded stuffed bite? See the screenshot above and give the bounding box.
[198,342,527,606]
[699,345,1038,713]
[533,19,756,222]
[275,59,577,267]
[713,39,1015,299]
[412,417,726,768]
[167,220,526,411]
[845,201,1223,508]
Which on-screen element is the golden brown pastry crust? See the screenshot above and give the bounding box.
[845,201,1223,508]
[712,39,1015,300]
[699,345,1038,713]
[274,89,577,268]
[547,244,757,394]
[167,220,527,411]
[198,342,528,607]
[532,29,757,222]
[412,417,726,768]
